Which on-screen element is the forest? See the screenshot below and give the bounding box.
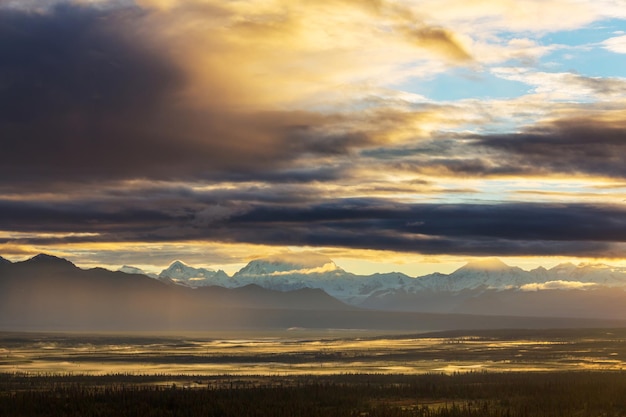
[2,371,626,416]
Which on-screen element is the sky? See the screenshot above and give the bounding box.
[1,0,626,276]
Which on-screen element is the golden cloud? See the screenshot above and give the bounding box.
[133,0,472,111]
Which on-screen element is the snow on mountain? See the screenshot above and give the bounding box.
[297,271,419,304]
[529,266,550,281]
[106,253,626,306]
[549,262,578,277]
[231,253,421,303]
[108,252,424,303]
[234,252,336,276]
[151,254,626,305]
[546,262,626,287]
[415,258,538,292]
[233,255,351,294]
[360,258,626,311]
[159,260,230,287]
[118,265,158,279]
[7,252,626,319]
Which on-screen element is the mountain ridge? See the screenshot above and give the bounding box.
[9,253,626,295]
[0,256,360,331]
[3,254,626,331]
[158,260,230,286]
[114,254,626,297]
[5,253,626,320]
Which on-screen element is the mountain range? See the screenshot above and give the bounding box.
[116,255,626,319]
[124,255,626,294]
[2,253,626,331]
[0,254,354,331]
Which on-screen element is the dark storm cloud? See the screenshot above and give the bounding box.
[0,5,174,122]
[0,199,174,236]
[476,117,626,178]
[0,4,371,188]
[219,166,347,184]
[1,196,625,257]
[0,4,182,182]
[229,202,626,242]
[212,202,626,257]
[362,115,626,179]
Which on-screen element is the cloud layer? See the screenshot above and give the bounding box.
[1,0,626,267]
[1,196,625,257]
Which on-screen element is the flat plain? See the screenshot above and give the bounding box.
[3,328,626,416]
[0,329,626,417]
[2,327,626,376]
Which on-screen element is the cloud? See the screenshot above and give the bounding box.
[217,204,626,258]
[491,68,626,100]
[0,1,474,190]
[602,34,626,54]
[3,0,626,266]
[191,205,234,227]
[264,262,340,276]
[520,280,599,291]
[238,251,340,275]
[131,0,472,112]
[1,196,625,257]
[360,111,626,181]
[399,26,471,62]
[475,115,626,179]
[410,0,598,33]
[1,0,620,192]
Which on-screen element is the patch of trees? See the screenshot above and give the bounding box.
[1,371,626,416]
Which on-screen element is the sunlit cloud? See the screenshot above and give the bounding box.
[602,34,626,54]
[491,68,626,101]
[132,0,473,113]
[520,280,600,291]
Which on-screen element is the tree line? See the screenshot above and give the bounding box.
[1,371,626,416]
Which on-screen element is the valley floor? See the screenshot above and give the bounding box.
[2,328,626,376]
[3,328,626,416]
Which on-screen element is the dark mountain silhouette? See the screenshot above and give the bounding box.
[2,254,626,332]
[362,286,626,320]
[0,254,352,331]
[455,287,626,319]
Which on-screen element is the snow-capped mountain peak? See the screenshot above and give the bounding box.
[544,262,626,287]
[416,258,535,292]
[457,258,511,272]
[550,262,577,275]
[119,265,146,274]
[159,261,230,287]
[161,260,213,277]
[233,253,340,277]
[234,260,300,276]
[118,265,158,279]
[105,253,626,311]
